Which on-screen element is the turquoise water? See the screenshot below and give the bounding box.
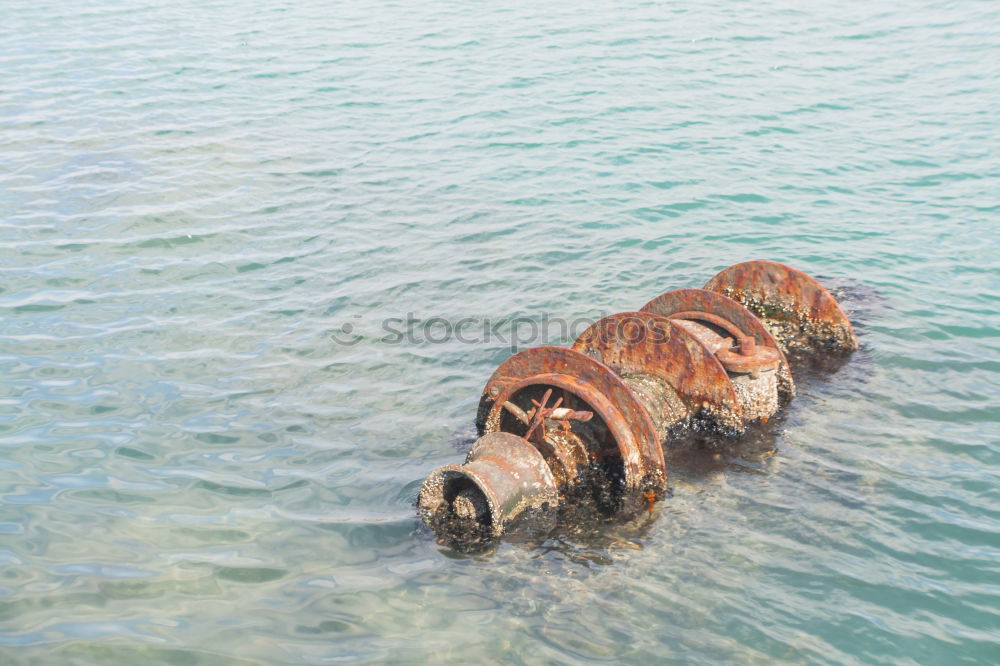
[2,0,999,663]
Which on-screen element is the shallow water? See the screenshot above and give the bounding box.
[2,0,999,663]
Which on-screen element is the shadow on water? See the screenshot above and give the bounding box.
[787,274,884,391]
[818,275,890,333]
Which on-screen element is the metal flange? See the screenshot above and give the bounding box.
[704,260,858,353]
[640,287,795,402]
[570,311,743,434]
[479,346,666,494]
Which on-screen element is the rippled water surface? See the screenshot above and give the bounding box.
[2,0,999,663]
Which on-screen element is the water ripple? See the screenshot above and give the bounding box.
[1,0,999,663]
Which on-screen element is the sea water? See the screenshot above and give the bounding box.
[1,1,998,663]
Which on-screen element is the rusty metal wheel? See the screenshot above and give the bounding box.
[640,288,795,403]
[478,346,665,495]
[704,260,858,354]
[571,311,744,434]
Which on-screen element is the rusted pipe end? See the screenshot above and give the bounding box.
[716,342,781,376]
[418,432,558,543]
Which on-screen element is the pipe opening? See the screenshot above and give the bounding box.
[418,468,497,550]
[442,475,491,526]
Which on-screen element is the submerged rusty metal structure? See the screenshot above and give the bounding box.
[419,260,857,547]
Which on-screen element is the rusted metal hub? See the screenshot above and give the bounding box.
[641,287,795,401]
[716,337,781,376]
[418,261,857,548]
[654,310,783,425]
[669,316,781,376]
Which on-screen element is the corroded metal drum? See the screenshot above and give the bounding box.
[417,261,857,548]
